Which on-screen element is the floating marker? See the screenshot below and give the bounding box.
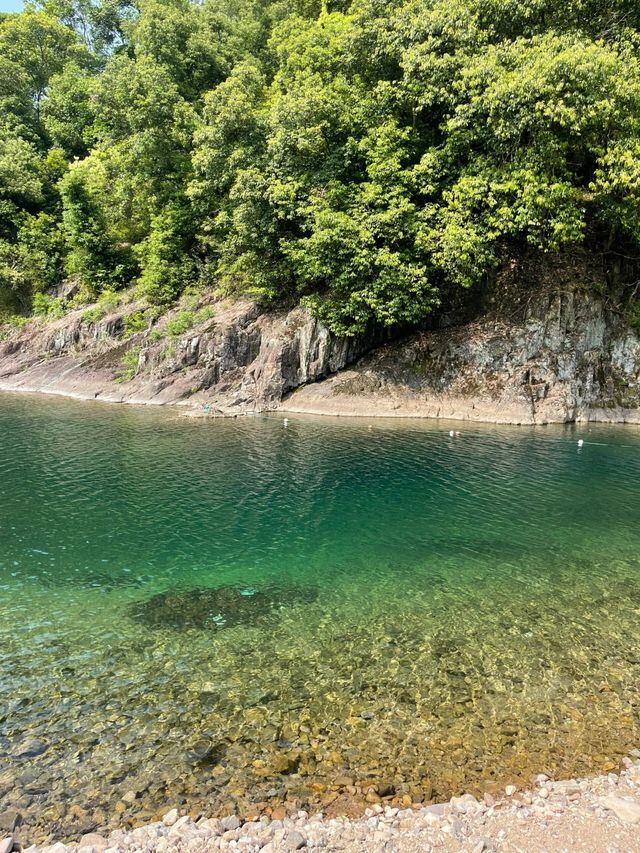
[449,430,455,437]
[283,418,289,426]
[578,439,584,447]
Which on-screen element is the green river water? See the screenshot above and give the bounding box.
[1,393,640,842]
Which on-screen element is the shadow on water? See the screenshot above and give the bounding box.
[128,583,318,631]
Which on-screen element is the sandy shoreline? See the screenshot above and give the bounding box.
[6,757,640,853]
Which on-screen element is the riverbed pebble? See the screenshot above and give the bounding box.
[13,757,640,853]
[78,834,108,851]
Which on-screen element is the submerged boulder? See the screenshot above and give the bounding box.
[129,583,316,631]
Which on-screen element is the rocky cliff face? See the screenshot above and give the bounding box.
[1,284,639,424]
[0,298,369,412]
[284,290,640,424]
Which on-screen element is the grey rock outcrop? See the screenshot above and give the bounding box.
[283,290,640,424]
[0,300,370,412]
[1,285,639,423]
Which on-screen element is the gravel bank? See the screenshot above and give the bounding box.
[5,756,640,853]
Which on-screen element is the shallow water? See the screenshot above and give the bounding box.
[1,394,640,842]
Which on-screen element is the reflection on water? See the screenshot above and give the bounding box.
[1,394,640,843]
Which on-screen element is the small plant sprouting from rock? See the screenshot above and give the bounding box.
[161,340,177,362]
[122,311,148,338]
[164,305,215,339]
[32,294,66,320]
[81,304,105,324]
[166,311,194,337]
[116,346,142,383]
[0,314,29,340]
[81,289,128,325]
[626,301,640,334]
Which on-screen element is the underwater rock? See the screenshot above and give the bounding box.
[0,812,21,833]
[128,584,317,631]
[187,740,226,767]
[14,740,48,759]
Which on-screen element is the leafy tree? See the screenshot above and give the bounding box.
[0,10,92,122]
[3,0,640,334]
[42,62,95,157]
[35,0,136,54]
[16,213,66,295]
[60,161,136,293]
[136,201,196,304]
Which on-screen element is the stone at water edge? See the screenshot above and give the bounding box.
[162,808,178,827]
[78,833,108,851]
[220,815,241,832]
[168,816,194,835]
[600,795,640,824]
[451,794,482,815]
[0,837,13,853]
[423,803,447,817]
[286,830,306,850]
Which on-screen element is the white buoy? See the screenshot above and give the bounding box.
[578,439,584,447]
[449,430,455,437]
[283,418,289,427]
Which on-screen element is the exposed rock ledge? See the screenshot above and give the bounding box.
[283,290,640,425]
[1,287,639,424]
[0,300,368,412]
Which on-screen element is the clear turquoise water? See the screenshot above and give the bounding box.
[1,393,640,842]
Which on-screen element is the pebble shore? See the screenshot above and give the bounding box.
[5,755,640,853]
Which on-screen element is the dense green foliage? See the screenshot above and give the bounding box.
[2,0,640,332]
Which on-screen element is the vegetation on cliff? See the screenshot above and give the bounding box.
[1,0,640,334]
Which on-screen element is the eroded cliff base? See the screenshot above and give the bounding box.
[1,252,639,424]
[0,298,369,412]
[283,289,640,425]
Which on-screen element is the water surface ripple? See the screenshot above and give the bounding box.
[1,394,640,842]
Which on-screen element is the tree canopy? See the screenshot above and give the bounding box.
[1,0,640,331]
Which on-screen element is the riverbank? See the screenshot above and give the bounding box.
[8,757,640,853]
[2,259,640,425]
